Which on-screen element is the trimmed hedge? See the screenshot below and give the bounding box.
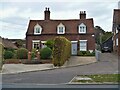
[40,47,52,59]
[4,51,14,59]
[77,51,95,56]
[0,44,4,70]
[52,37,71,66]
[17,48,28,59]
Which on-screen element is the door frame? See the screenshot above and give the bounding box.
[71,41,78,55]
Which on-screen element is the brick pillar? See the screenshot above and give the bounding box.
[37,52,40,60]
[28,51,31,60]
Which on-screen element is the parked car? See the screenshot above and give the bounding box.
[101,46,112,53]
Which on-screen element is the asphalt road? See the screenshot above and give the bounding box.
[2,53,119,88]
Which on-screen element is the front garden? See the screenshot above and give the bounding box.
[3,36,71,67]
[3,36,96,67]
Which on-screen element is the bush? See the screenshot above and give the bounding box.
[77,51,83,56]
[40,47,52,59]
[77,51,95,56]
[31,52,35,59]
[52,37,71,66]
[17,48,28,59]
[45,39,54,49]
[4,51,14,59]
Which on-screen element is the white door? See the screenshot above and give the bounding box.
[71,43,77,55]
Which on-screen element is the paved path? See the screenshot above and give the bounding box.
[2,53,118,85]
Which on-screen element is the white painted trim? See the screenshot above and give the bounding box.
[41,41,46,43]
[57,23,65,34]
[71,41,78,43]
[79,40,87,41]
[34,23,42,34]
[32,40,40,43]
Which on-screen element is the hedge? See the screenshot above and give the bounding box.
[52,36,71,66]
[0,43,4,70]
[17,48,28,59]
[77,51,95,56]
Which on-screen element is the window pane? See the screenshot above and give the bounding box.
[59,27,63,33]
[80,41,87,51]
[33,42,40,49]
[36,28,40,33]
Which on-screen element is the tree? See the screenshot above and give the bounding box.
[15,39,23,48]
[94,26,105,44]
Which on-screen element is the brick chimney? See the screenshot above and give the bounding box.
[79,11,86,19]
[44,7,50,20]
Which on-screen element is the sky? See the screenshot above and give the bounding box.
[0,0,120,39]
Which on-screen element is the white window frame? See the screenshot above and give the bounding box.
[57,23,65,34]
[116,38,118,46]
[116,27,118,34]
[34,23,42,34]
[79,40,87,51]
[79,23,86,34]
[32,40,40,49]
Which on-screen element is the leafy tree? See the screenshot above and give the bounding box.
[15,39,23,48]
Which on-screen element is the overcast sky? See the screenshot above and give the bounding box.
[0,0,119,39]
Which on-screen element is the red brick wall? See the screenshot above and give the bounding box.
[26,34,95,51]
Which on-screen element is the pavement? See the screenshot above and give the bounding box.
[1,56,97,74]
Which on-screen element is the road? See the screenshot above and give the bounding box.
[2,53,119,88]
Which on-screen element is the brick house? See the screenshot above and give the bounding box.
[26,8,95,55]
[112,9,120,55]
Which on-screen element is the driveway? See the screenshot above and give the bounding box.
[2,53,118,84]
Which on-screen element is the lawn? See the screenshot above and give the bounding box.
[72,74,120,84]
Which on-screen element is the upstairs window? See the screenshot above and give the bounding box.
[57,23,65,34]
[34,23,42,34]
[79,23,86,34]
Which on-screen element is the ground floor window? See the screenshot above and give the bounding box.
[79,40,87,51]
[32,40,40,49]
[41,41,47,48]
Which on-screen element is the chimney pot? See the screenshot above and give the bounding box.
[44,7,50,20]
[79,11,86,19]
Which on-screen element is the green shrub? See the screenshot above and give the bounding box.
[31,52,35,59]
[52,36,71,66]
[77,51,95,56]
[17,48,28,59]
[40,47,52,59]
[45,39,54,49]
[4,51,14,59]
[77,51,83,56]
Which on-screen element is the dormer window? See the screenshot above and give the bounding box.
[79,23,86,34]
[57,23,65,34]
[34,23,42,34]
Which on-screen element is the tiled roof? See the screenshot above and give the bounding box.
[26,19,94,35]
[2,38,18,49]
